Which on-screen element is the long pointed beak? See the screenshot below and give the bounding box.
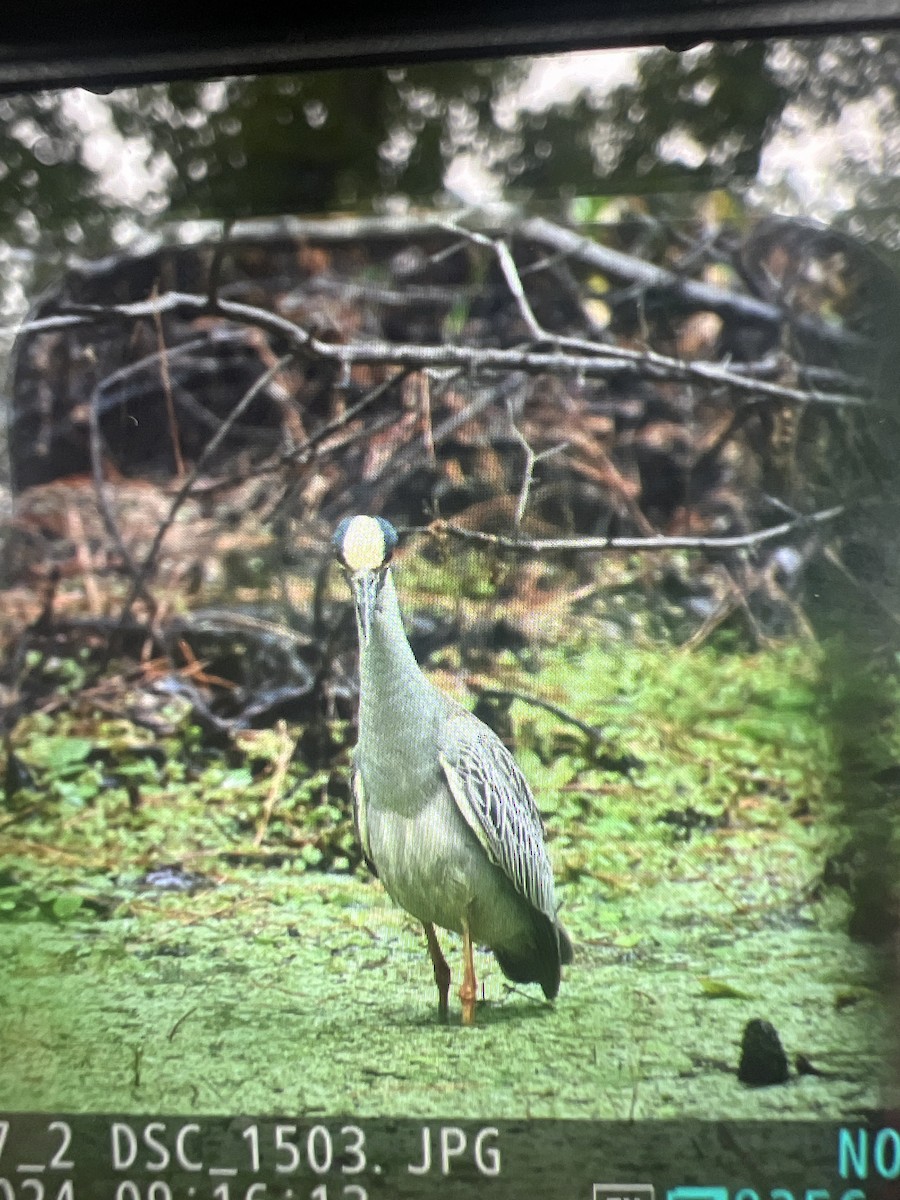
[350,569,382,643]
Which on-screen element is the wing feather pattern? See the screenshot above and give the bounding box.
[438,706,557,920]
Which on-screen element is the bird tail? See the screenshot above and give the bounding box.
[494,913,573,1000]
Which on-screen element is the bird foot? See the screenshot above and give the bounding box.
[459,991,477,1026]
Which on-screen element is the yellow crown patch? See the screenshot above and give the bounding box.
[341,515,389,572]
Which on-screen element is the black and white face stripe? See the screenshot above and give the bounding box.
[332,515,399,573]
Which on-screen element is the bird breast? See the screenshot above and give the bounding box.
[361,765,533,950]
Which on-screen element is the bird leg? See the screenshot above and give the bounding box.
[459,914,477,1027]
[424,922,450,1022]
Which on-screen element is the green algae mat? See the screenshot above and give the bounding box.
[1,639,896,1119]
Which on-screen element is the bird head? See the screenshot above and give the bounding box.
[332,515,399,642]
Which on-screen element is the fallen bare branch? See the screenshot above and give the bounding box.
[432,502,853,554]
[515,216,872,355]
[26,292,875,410]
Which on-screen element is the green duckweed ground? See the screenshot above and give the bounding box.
[1,637,897,1119]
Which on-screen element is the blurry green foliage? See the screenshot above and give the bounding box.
[103,45,786,220]
[2,34,899,260]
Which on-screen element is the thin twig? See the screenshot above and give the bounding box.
[495,239,545,341]
[511,422,537,528]
[167,1006,198,1042]
[117,352,294,623]
[64,500,102,616]
[471,685,604,743]
[680,564,773,652]
[150,283,186,479]
[170,609,314,649]
[505,398,568,527]
[678,590,740,653]
[254,719,297,847]
[822,544,900,629]
[86,330,253,419]
[283,366,412,465]
[434,502,852,554]
[413,372,437,464]
[368,373,524,485]
[87,377,157,618]
[437,219,545,342]
[207,218,235,304]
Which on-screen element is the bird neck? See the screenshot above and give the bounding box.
[358,569,433,715]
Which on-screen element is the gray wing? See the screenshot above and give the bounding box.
[438,705,557,920]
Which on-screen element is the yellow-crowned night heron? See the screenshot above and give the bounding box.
[333,514,572,1024]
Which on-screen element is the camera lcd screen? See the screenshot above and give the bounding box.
[0,33,897,1200]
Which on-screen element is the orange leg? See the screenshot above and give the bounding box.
[459,915,477,1027]
[424,922,450,1022]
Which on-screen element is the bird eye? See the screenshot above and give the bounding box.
[375,517,399,560]
[331,516,353,558]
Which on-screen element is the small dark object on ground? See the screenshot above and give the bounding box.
[738,1017,790,1086]
[137,865,212,893]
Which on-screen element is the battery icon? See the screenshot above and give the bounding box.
[593,1186,654,1200]
[667,1188,729,1200]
